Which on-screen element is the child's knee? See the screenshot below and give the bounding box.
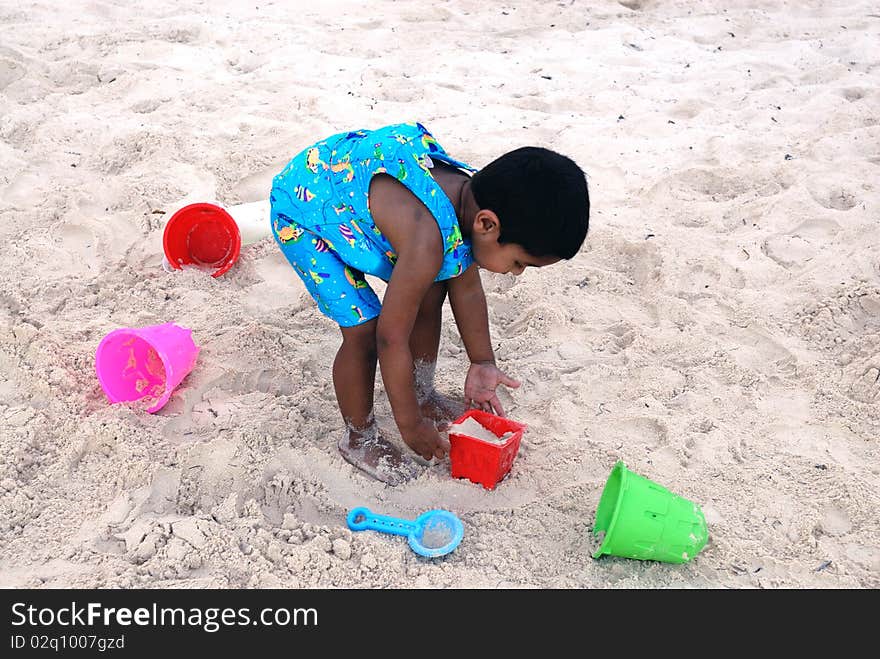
[341,320,378,357]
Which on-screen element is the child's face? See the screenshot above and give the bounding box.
[467,209,560,275]
[472,238,560,275]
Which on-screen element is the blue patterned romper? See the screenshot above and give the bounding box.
[269,122,477,327]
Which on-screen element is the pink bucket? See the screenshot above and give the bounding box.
[95,323,199,413]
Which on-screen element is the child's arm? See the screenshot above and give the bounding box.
[370,175,450,460]
[447,263,494,362]
[447,264,521,416]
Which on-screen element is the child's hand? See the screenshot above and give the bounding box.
[400,418,450,461]
[464,362,521,417]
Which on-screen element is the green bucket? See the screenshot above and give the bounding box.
[592,461,709,564]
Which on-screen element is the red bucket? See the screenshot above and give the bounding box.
[448,409,527,490]
[162,203,241,278]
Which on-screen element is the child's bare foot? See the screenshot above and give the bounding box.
[419,390,467,430]
[337,426,420,486]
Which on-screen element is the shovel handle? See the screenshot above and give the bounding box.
[346,507,416,537]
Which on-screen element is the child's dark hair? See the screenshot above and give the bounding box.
[470,146,589,259]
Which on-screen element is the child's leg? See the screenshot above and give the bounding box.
[409,281,467,426]
[409,280,447,365]
[333,319,379,428]
[270,209,417,485]
[335,319,419,486]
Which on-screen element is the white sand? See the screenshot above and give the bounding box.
[448,416,514,444]
[1,1,878,589]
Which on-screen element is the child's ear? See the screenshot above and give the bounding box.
[475,209,500,235]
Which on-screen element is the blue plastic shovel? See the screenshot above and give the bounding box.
[346,506,464,558]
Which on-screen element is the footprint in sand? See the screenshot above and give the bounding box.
[816,505,852,537]
[760,234,817,270]
[674,261,721,300]
[760,217,843,270]
[612,417,668,450]
[848,363,879,403]
[682,423,737,467]
[32,221,99,278]
[598,237,663,286]
[650,167,788,206]
[226,48,268,75]
[93,131,163,175]
[130,98,163,114]
[0,57,25,91]
[667,98,707,120]
[807,182,859,211]
[230,165,284,202]
[47,59,103,94]
[604,321,637,354]
[206,368,299,398]
[726,326,799,379]
[398,6,452,21]
[175,466,204,516]
[671,168,750,202]
[168,367,301,435]
[259,465,338,527]
[839,87,867,102]
[251,369,299,396]
[260,469,297,524]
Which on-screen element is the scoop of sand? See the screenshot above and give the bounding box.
[447,416,514,444]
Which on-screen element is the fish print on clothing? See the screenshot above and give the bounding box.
[270,122,477,327]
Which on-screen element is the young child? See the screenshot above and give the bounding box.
[269,122,589,485]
